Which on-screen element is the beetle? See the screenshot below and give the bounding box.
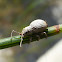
[11,19,48,47]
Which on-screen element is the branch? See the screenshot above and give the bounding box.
[0,24,62,49]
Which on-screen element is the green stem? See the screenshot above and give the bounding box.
[0,24,62,49]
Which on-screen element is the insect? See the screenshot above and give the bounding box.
[11,19,48,47]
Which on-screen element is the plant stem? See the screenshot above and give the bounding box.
[0,24,62,49]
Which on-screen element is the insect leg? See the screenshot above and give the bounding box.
[36,35,40,41]
[43,32,47,38]
[30,37,32,42]
[20,34,23,47]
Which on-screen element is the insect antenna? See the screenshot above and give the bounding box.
[11,30,21,38]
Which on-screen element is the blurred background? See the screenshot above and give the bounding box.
[0,0,62,62]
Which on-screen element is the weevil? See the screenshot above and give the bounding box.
[11,19,48,47]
